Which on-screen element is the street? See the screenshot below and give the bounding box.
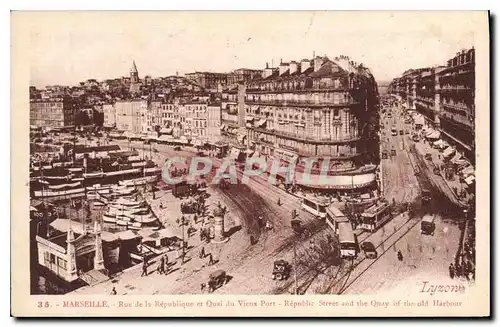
[69,99,473,296]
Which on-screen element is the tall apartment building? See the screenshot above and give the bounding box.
[102,103,116,128]
[235,55,380,194]
[389,48,475,162]
[30,97,78,128]
[114,99,148,134]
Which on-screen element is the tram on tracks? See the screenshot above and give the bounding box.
[359,200,393,232]
[326,204,358,259]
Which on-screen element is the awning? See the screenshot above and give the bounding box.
[245,116,254,122]
[433,139,445,147]
[425,129,435,137]
[160,127,173,134]
[255,119,267,127]
[237,134,246,143]
[450,153,463,164]
[426,131,440,139]
[464,175,475,185]
[245,149,254,155]
[246,123,253,128]
[158,135,173,141]
[442,147,456,158]
[229,148,241,159]
[220,124,227,131]
[461,166,474,177]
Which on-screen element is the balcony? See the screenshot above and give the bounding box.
[416,96,434,105]
[246,86,350,94]
[251,126,361,144]
[439,112,474,131]
[441,102,472,112]
[439,85,473,93]
[245,99,360,108]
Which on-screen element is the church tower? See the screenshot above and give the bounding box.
[129,60,140,94]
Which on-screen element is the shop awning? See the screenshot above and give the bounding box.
[256,119,267,127]
[220,124,227,131]
[237,134,246,143]
[461,166,474,177]
[442,147,456,158]
[433,139,445,147]
[450,153,463,164]
[426,131,441,139]
[229,148,241,159]
[464,175,475,185]
[160,127,173,134]
[245,116,254,122]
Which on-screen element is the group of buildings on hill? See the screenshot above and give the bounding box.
[30,54,381,196]
[388,48,475,163]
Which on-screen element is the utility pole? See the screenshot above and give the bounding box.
[181,216,185,264]
[291,209,299,295]
[293,239,298,295]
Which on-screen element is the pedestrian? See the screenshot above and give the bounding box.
[200,246,206,259]
[449,263,455,279]
[397,250,403,261]
[200,283,206,292]
[141,261,148,277]
[158,256,165,274]
[277,197,281,206]
[110,287,117,295]
[208,253,215,265]
[194,214,198,224]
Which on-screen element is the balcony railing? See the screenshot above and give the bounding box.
[246,86,350,94]
[251,126,361,144]
[441,102,472,112]
[416,96,434,104]
[439,112,474,131]
[439,85,473,93]
[245,99,359,108]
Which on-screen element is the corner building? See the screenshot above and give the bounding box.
[242,56,380,195]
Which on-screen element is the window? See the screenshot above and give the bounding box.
[334,109,339,117]
[57,257,67,269]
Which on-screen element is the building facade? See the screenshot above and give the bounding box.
[389,47,475,162]
[239,56,380,194]
[114,99,147,134]
[103,103,116,128]
[30,97,78,128]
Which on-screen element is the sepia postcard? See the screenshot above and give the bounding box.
[11,11,490,317]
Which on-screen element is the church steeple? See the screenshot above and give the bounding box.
[130,60,138,74]
[129,60,140,94]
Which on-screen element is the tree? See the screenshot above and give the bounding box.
[296,237,341,275]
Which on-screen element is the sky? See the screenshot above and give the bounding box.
[23,11,481,88]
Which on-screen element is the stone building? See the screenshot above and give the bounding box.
[103,103,116,128]
[389,47,475,162]
[30,97,78,128]
[239,55,380,194]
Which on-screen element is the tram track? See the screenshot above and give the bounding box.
[319,214,417,294]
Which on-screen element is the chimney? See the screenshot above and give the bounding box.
[300,59,311,73]
[313,56,323,72]
[279,62,289,76]
[289,61,298,75]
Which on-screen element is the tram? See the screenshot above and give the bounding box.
[359,200,392,232]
